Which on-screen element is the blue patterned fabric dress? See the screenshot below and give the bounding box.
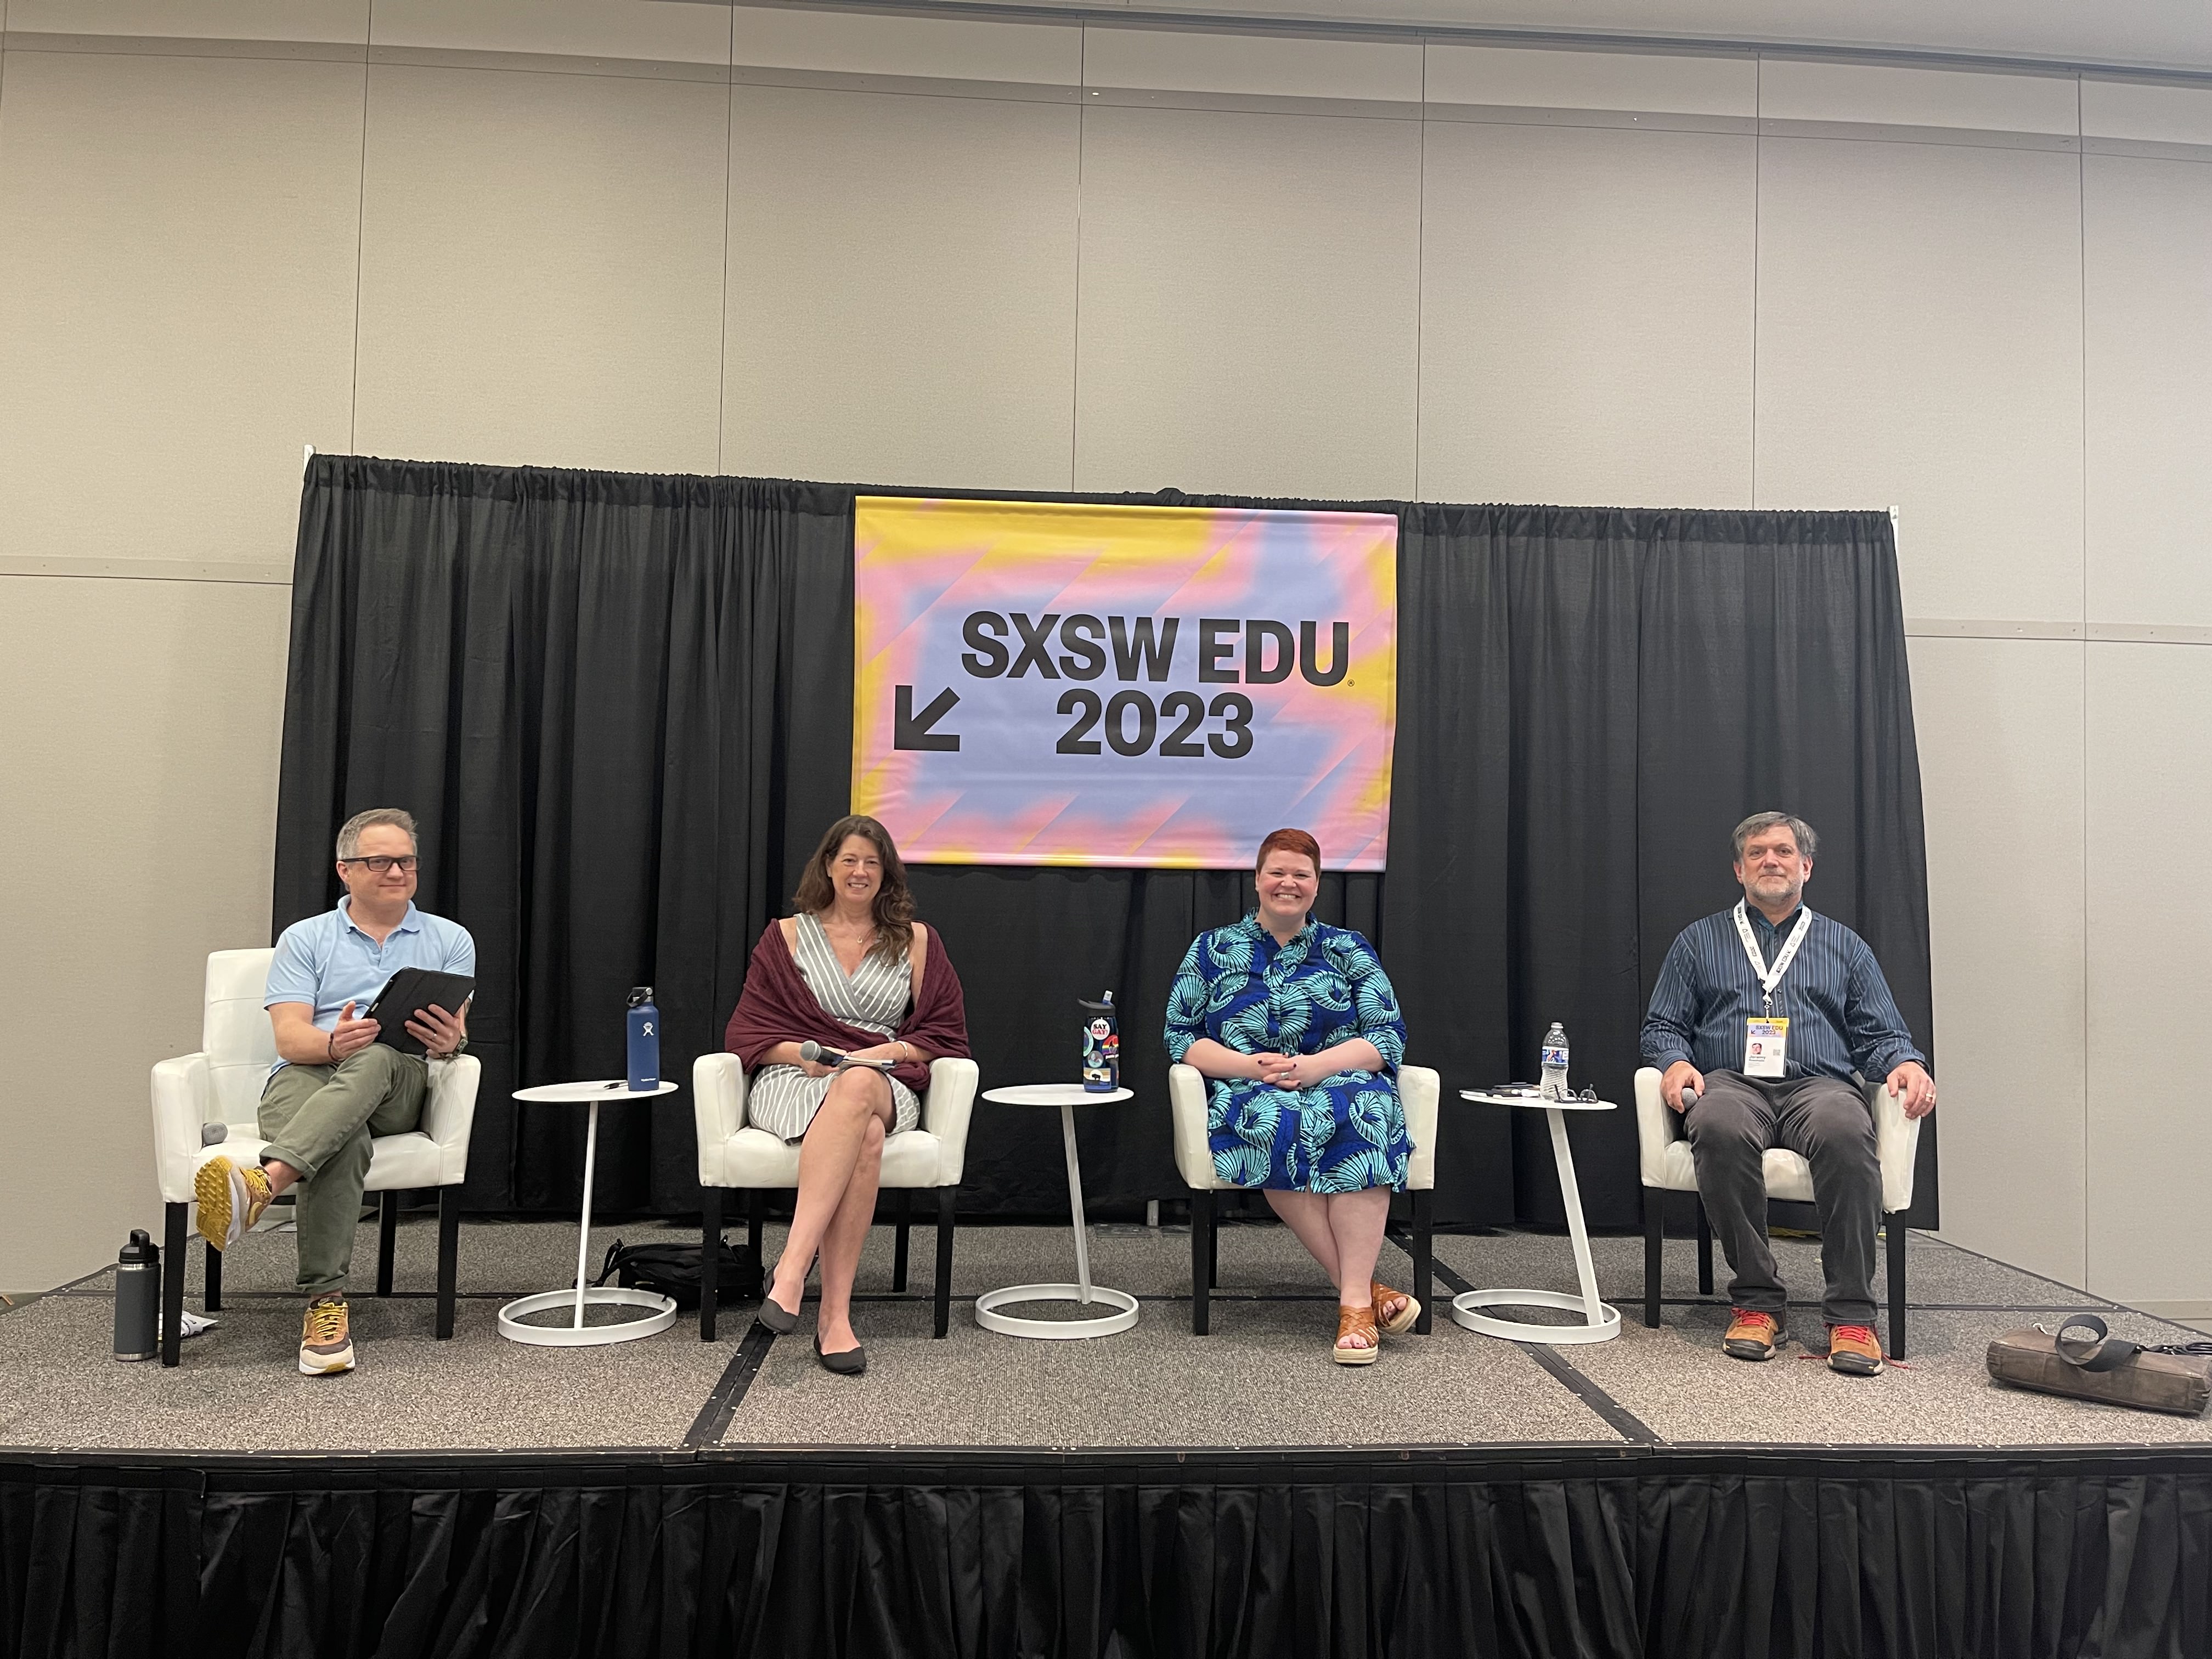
[1164,913,1411,1192]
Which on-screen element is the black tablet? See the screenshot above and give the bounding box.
[365,968,476,1057]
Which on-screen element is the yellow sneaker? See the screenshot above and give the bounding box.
[299,1295,355,1375]
[195,1155,272,1250]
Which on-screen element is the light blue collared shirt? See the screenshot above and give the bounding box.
[263,898,476,1076]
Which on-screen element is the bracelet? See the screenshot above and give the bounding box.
[326,1031,338,1063]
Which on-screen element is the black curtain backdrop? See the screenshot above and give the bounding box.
[11,1446,2209,1659]
[274,459,1936,1229]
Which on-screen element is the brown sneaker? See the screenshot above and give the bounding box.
[195,1155,272,1250]
[1826,1323,1885,1376]
[1722,1308,1783,1361]
[299,1294,355,1376]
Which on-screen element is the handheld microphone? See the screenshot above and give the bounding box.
[798,1040,849,1066]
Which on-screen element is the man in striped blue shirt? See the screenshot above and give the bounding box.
[1641,812,1934,1376]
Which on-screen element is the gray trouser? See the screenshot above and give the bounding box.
[258,1044,427,1297]
[1684,1070,1881,1328]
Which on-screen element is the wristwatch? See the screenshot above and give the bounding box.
[435,1035,471,1060]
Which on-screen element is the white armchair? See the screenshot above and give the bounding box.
[692,1051,980,1340]
[150,947,481,1365]
[1633,1065,1922,1355]
[1168,1062,1441,1335]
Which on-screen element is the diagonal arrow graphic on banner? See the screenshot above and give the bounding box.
[895,685,961,751]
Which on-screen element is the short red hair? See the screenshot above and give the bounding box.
[1254,827,1321,873]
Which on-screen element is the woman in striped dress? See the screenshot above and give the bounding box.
[725,815,968,1373]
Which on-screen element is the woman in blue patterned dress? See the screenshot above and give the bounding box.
[1164,827,1418,1364]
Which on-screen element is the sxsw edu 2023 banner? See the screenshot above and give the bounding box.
[851,498,1397,870]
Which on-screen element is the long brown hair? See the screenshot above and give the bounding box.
[793,814,916,964]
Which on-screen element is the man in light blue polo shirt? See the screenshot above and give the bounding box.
[196,807,473,1376]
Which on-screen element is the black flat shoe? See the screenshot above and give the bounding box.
[814,1338,866,1375]
[754,1293,800,1335]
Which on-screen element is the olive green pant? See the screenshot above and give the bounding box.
[258,1045,427,1297]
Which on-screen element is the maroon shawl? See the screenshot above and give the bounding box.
[724,920,969,1093]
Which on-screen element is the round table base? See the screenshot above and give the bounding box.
[1450,1288,1622,1345]
[974,1283,1139,1339]
[497,1286,678,1347]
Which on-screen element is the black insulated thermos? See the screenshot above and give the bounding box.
[112,1228,159,1361]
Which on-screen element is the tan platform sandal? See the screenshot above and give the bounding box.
[1371,1280,1421,1336]
[1334,1304,1380,1365]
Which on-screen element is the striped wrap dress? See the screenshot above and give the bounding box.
[744,911,923,1142]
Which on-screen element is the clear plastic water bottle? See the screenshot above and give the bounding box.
[1540,1022,1570,1102]
[627,986,659,1091]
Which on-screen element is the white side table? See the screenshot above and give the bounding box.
[973,1085,1139,1339]
[500,1080,682,1347]
[1452,1091,1622,1344]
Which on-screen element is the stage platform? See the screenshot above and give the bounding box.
[7,1217,2209,1657]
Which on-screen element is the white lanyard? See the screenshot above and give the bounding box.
[1734,901,1812,1014]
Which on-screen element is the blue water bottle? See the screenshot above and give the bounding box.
[627,986,659,1091]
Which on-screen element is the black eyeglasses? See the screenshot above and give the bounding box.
[338,855,417,874]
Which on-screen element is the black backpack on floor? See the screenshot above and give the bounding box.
[595,1237,763,1309]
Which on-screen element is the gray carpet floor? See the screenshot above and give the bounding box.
[0,1283,731,1452]
[730,1295,1609,1449]
[1568,1304,2212,1447]
[4,1214,2204,1453]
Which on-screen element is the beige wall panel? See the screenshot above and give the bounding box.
[1045,3,2210,69]
[0,575,291,1292]
[1907,636,2086,1288]
[2082,78,2212,145]
[730,5,1079,84]
[1423,43,1755,117]
[721,86,1080,490]
[2085,643,2212,1304]
[2085,155,2212,629]
[1758,59,2079,134]
[7,0,365,43]
[1073,105,1420,500]
[1080,27,1421,101]
[352,65,726,475]
[1418,121,1754,508]
[0,50,361,569]
[370,0,729,64]
[1754,137,2083,624]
